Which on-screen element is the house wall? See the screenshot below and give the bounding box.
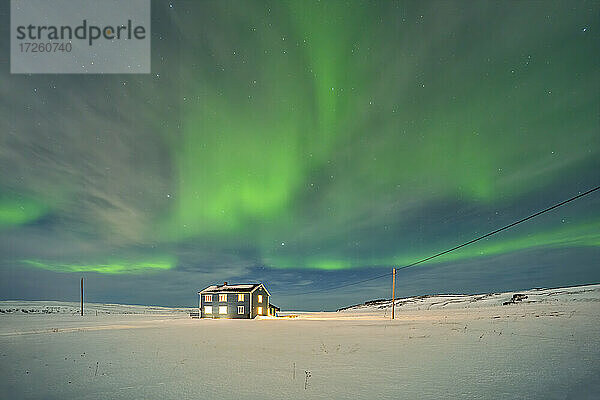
[200,292,251,319]
[250,286,269,318]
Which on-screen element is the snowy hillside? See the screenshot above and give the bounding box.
[0,300,194,315]
[337,284,600,313]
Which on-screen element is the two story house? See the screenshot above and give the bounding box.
[198,282,275,319]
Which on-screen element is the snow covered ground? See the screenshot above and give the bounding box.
[0,300,194,316]
[1,284,599,399]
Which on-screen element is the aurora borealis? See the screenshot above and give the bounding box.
[0,1,598,309]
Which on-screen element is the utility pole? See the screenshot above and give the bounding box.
[391,268,396,320]
[80,277,84,316]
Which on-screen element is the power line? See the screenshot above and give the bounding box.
[289,271,392,296]
[396,184,600,271]
[289,185,600,296]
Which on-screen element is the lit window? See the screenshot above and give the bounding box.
[258,295,263,303]
[257,306,262,315]
[219,294,227,302]
[238,293,244,301]
[238,306,244,314]
[219,306,227,314]
[204,306,212,314]
[204,295,212,302]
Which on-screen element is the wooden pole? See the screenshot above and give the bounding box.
[80,277,84,316]
[391,268,396,320]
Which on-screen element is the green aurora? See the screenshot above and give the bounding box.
[0,195,49,228]
[21,258,175,275]
[0,1,598,305]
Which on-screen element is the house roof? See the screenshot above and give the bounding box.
[199,283,263,294]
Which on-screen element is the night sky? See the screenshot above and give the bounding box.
[1,1,599,310]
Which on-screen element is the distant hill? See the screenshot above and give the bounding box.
[0,300,194,315]
[337,283,600,312]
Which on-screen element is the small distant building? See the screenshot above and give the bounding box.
[268,303,280,317]
[198,282,277,319]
